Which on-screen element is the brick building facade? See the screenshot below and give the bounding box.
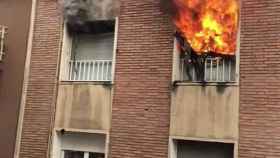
[110,1,173,157]
[18,0,62,158]
[1,0,279,158]
[239,0,280,157]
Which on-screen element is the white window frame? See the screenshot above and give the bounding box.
[0,25,7,61]
[59,18,119,82]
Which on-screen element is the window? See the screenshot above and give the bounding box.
[52,132,107,158]
[0,25,7,61]
[170,139,235,158]
[172,0,240,84]
[173,38,239,83]
[64,151,84,158]
[62,20,117,82]
[63,150,104,158]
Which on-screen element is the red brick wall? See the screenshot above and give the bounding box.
[239,0,280,157]
[19,0,61,158]
[110,1,174,158]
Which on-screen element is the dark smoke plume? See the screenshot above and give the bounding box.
[63,0,120,33]
[64,0,89,32]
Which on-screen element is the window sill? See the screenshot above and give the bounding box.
[173,80,239,87]
[55,128,108,135]
[59,80,113,86]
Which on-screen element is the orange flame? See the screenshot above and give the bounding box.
[173,0,239,55]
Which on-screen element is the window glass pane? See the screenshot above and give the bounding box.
[64,150,84,158]
[89,152,105,158]
[72,33,114,60]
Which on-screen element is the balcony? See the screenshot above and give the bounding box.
[68,60,112,82]
[170,46,239,140]
[56,60,113,132]
[179,57,236,83]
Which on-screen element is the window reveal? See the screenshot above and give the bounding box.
[68,20,115,81]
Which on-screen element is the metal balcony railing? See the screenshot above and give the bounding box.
[181,57,236,82]
[68,60,112,81]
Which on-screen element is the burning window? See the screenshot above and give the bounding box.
[172,0,239,82]
[0,25,7,61]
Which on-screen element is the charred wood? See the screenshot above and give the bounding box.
[175,32,207,81]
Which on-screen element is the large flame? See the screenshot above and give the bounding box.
[173,0,239,55]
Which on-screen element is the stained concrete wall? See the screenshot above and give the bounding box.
[170,85,239,140]
[55,83,112,131]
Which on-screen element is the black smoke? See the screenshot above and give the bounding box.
[63,0,90,32]
[63,0,119,33]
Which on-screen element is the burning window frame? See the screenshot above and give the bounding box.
[171,0,240,83]
[175,32,239,83]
